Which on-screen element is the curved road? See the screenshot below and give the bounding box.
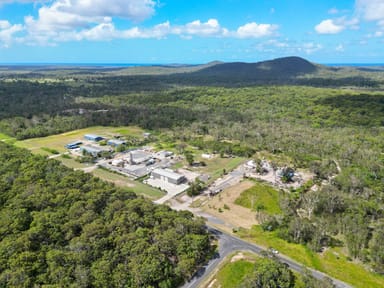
[181,226,352,288]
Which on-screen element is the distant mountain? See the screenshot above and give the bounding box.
[191,56,318,80]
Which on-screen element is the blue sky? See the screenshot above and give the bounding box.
[0,0,383,64]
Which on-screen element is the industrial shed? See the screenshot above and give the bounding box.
[151,168,186,185]
[84,134,104,142]
[65,141,82,149]
[80,145,111,157]
[107,139,127,147]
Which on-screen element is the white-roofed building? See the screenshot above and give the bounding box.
[151,168,186,185]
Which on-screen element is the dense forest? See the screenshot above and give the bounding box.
[0,142,211,287]
[1,57,384,283]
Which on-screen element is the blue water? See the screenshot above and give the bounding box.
[324,63,384,67]
[1,62,384,68]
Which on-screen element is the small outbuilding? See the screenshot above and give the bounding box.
[84,134,104,142]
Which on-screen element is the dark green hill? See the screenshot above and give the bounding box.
[190,56,318,81]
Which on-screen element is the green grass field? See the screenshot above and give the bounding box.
[57,155,89,169]
[194,155,245,183]
[14,126,146,154]
[214,259,255,287]
[92,168,165,200]
[237,226,384,288]
[235,181,282,215]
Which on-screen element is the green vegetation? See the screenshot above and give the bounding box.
[0,132,15,143]
[14,126,146,153]
[215,259,256,287]
[238,226,384,288]
[0,142,211,287]
[92,168,165,200]
[1,58,384,285]
[235,181,282,215]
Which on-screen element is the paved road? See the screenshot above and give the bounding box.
[210,166,244,193]
[181,226,352,288]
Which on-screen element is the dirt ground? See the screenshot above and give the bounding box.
[201,180,258,229]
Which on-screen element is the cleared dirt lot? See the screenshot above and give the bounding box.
[201,180,258,229]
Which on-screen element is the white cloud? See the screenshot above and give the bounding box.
[356,0,384,22]
[183,19,227,37]
[24,0,156,34]
[315,19,344,34]
[58,0,156,22]
[236,22,278,38]
[0,20,23,47]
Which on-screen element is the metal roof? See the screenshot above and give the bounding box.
[152,168,184,181]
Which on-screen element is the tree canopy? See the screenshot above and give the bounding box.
[0,142,211,287]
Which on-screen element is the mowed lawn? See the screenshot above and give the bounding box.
[191,154,246,183]
[235,181,282,215]
[14,126,146,154]
[92,168,165,200]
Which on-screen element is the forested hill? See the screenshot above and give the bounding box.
[190,56,318,79]
[0,142,211,287]
[180,56,381,86]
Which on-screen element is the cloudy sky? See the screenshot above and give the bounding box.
[0,0,383,63]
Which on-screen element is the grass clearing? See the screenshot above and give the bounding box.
[201,252,258,288]
[238,226,384,288]
[193,155,245,183]
[214,259,255,288]
[14,126,146,153]
[235,181,282,215]
[57,155,89,169]
[92,168,164,200]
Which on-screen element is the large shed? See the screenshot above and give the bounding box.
[65,141,82,149]
[151,168,186,185]
[84,134,104,142]
[107,139,127,147]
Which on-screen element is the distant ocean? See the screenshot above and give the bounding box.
[1,62,384,68]
[324,63,384,67]
[0,63,161,67]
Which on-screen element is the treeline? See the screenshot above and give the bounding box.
[2,84,384,140]
[0,142,211,287]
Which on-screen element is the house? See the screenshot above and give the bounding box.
[84,134,104,142]
[65,141,82,149]
[107,139,126,147]
[151,168,186,185]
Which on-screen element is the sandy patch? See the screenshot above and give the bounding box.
[202,180,258,229]
[111,180,135,188]
[231,252,245,263]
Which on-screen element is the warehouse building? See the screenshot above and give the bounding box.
[107,139,127,147]
[84,134,104,142]
[65,141,82,149]
[151,168,186,185]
